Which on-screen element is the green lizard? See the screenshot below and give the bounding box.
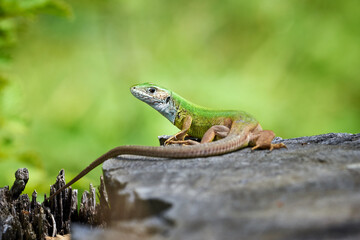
[48,83,286,200]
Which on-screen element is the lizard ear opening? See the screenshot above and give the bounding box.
[165,96,171,104]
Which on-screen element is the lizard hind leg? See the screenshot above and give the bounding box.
[167,124,230,145]
[251,130,286,151]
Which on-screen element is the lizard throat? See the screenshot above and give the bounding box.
[153,99,178,124]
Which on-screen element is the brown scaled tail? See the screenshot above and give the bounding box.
[47,132,271,201]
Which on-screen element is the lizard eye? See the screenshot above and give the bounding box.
[148,87,156,94]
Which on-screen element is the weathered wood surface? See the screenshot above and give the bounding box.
[89,133,359,240]
[0,169,109,240]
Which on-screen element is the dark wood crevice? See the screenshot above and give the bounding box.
[0,168,110,240]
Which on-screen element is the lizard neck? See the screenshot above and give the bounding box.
[171,92,206,130]
[157,95,178,125]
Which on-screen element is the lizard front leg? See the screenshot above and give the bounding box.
[165,115,192,145]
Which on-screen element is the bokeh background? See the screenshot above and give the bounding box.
[1,0,359,199]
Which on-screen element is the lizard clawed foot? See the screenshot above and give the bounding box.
[269,143,287,151]
[251,130,287,151]
[251,142,287,151]
[164,133,188,145]
[164,136,177,145]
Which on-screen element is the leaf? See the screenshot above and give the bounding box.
[35,0,73,18]
[0,0,72,18]
[0,19,17,48]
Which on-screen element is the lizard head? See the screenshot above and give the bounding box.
[130,83,178,124]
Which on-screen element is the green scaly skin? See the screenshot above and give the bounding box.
[172,92,257,138]
[48,83,285,201]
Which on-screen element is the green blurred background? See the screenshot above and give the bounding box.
[1,0,359,199]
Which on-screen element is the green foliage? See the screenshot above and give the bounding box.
[0,74,7,91]
[0,0,71,60]
[0,0,71,197]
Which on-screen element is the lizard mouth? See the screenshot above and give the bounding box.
[130,86,161,105]
[130,86,146,99]
[130,86,141,97]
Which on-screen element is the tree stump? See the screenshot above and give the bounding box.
[0,169,110,240]
[96,133,360,240]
